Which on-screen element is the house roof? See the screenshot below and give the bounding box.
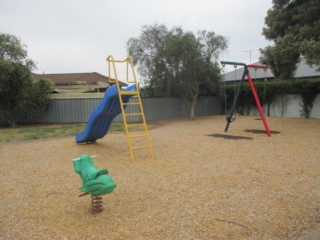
[223,58,320,82]
[32,72,110,85]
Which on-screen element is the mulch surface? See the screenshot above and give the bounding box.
[1,116,319,239]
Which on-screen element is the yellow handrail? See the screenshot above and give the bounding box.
[106,55,153,161]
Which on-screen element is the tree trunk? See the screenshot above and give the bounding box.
[165,78,171,97]
[9,111,17,127]
[190,96,198,120]
[189,86,199,120]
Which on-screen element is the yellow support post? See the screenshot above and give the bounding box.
[106,55,153,161]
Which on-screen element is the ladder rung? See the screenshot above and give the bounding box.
[121,91,138,95]
[123,102,139,106]
[132,145,150,150]
[127,123,144,127]
[124,113,142,116]
[129,134,147,138]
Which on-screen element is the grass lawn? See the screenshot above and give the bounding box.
[0,123,123,143]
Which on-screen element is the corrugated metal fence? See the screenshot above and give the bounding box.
[18,97,223,123]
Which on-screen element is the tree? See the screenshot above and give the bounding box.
[127,24,228,119]
[0,33,35,70]
[261,0,320,79]
[0,33,53,127]
[127,24,171,96]
[21,76,53,118]
[260,37,300,79]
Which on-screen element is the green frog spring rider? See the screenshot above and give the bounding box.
[73,155,116,213]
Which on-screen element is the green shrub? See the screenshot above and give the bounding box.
[221,78,320,118]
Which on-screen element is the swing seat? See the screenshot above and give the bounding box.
[226,115,236,123]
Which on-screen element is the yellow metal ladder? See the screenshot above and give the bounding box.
[106,55,153,161]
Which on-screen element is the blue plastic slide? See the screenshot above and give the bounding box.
[76,84,136,143]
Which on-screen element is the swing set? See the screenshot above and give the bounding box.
[221,61,271,137]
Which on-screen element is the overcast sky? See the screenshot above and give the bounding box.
[0,0,273,76]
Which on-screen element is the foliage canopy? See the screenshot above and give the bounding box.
[0,33,52,127]
[127,24,228,119]
[261,0,320,79]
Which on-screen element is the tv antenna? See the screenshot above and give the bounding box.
[242,49,259,63]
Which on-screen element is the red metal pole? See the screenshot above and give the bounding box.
[247,64,268,70]
[246,72,272,137]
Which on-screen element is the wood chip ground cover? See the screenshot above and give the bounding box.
[0,116,319,239]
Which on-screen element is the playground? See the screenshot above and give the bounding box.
[1,115,320,239]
